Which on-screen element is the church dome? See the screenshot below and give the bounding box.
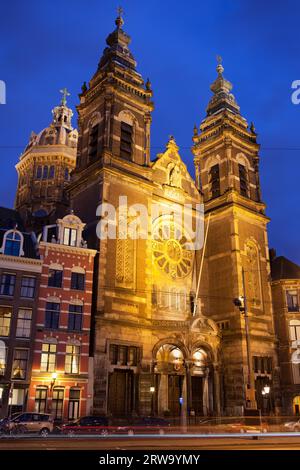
[23,89,78,153]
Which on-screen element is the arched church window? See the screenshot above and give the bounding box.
[64,168,70,181]
[49,166,55,179]
[209,164,220,198]
[42,165,49,180]
[88,124,99,161]
[2,230,24,257]
[120,121,133,160]
[239,163,249,197]
[36,166,42,179]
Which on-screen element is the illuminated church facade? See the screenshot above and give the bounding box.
[13,13,286,418]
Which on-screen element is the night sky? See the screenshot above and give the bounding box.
[1,0,299,263]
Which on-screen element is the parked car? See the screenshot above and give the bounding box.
[7,412,54,436]
[61,416,109,436]
[284,419,300,431]
[115,416,171,435]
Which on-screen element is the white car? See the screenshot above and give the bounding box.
[284,419,300,431]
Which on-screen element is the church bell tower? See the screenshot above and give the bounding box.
[192,60,279,415]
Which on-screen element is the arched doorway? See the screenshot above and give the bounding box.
[154,343,186,417]
[190,348,210,416]
[293,396,300,415]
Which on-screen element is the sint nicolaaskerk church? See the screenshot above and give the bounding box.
[3,13,300,420]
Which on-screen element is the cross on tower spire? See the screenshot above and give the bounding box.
[59,87,70,106]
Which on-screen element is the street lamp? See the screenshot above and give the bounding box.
[233,268,257,410]
[150,386,155,416]
[50,372,57,390]
[262,385,270,414]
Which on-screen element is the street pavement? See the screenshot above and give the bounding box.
[1,434,300,450]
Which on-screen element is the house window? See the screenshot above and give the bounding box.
[286,290,299,312]
[65,345,80,374]
[12,349,28,380]
[49,166,55,179]
[88,124,98,160]
[0,340,6,375]
[0,273,16,296]
[68,388,80,420]
[63,228,77,247]
[253,356,272,374]
[36,166,42,179]
[120,122,133,160]
[3,231,22,256]
[52,387,64,420]
[35,387,48,413]
[0,306,11,336]
[209,164,220,198]
[109,344,138,366]
[48,269,63,288]
[68,304,83,332]
[42,166,49,180]
[45,302,60,329]
[239,164,248,197]
[20,276,36,298]
[64,168,70,181]
[289,320,300,342]
[16,309,32,338]
[71,272,85,290]
[40,343,56,372]
[217,320,230,331]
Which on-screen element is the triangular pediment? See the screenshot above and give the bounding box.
[151,137,200,200]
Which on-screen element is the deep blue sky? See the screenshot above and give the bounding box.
[0,0,300,263]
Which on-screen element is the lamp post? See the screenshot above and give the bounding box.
[150,386,155,416]
[262,385,270,415]
[48,372,57,415]
[233,268,257,410]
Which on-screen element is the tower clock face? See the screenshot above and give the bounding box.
[152,220,193,279]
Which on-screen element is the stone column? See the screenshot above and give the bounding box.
[158,374,168,416]
[203,368,210,416]
[213,364,221,415]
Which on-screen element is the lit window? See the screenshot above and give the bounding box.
[20,276,36,298]
[0,306,11,336]
[290,320,300,341]
[3,231,22,256]
[40,343,56,372]
[16,309,32,338]
[0,340,6,375]
[68,389,80,420]
[52,387,64,420]
[35,387,48,413]
[65,345,80,374]
[12,349,28,380]
[0,273,16,296]
[63,227,77,246]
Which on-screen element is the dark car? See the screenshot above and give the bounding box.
[61,416,109,436]
[116,416,171,435]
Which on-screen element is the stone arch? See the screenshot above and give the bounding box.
[204,154,221,171]
[152,338,188,361]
